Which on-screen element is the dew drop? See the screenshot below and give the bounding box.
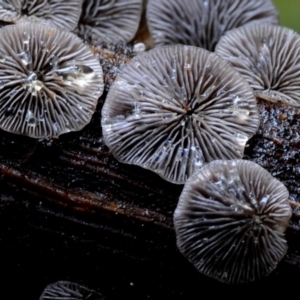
[5,107,13,117]
[49,54,58,67]
[22,31,30,44]
[0,50,7,62]
[55,64,95,87]
[18,51,32,65]
[184,63,192,71]
[25,110,37,126]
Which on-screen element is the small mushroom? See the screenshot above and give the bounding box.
[174,159,292,283]
[215,23,300,107]
[40,281,106,300]
[77,0,143,43]
[0,0,82,30]
[101,45,259,184]
[146,0,279,51]
[0,22,104,139]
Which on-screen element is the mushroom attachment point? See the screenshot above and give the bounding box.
[0,23,104,139]
[174,159,292,284]
[215,23,300,107]
[0,0,83,30]
[39,281,106,300]
[77,0,143,43]
[101,45,259,184]
[146,0,279,51]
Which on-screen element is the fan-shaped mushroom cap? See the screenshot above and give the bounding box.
[146,0,279,51]
[0,0,82,31]
[40,281,106,300]
[101,45,259,184]
[77,0,143,43]
[0,23,104,139]
[216,24,300,107]
[174,159,292,283]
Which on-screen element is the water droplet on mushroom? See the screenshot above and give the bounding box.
[0,50,7,63]
[132,102,141,117]
[260,194,270,207]
[49,54,58,67]
[22,31,30,44]
[53,122,60,133]
[18,51,32,65]
[55,64,95,87]
[9,89,17,96]
[40,40,49,52]
[5,107,13,117]
[23,72,44,95]
[25,110,37,126]
[184,63,192,71]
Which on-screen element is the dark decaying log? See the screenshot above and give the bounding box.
[1,53,300,297]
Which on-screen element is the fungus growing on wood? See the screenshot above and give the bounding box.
[174,159,292,283]
[77,0,143,43]
[216,23,300,107]
[0,22,104,139]
[101,45,259,184]
[40,281,106,299]
[146,0,279,51]
[0,0,82,30]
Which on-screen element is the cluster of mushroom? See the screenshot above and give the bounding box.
[101,0,300,284]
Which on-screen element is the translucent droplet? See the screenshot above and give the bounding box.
[9,89,17,96]
[132,102,141,116]
[40,40,49,52]
[23,72,43,95]
[49,54,58,67]
[260,194,270,207]
[25,110,37,126]
[184,63,192,71]
[53,122,60,133]
[22,31,30,44]
[5,107,13,117]
[18,51,32,65]
[0,50,7,63]
[55,64,95,87]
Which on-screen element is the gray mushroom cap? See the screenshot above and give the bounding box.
[77,0,143,43]
[174,159,292,284]
[146,0,279,51]
[215,23,300,107]
[0,22,104,139]
[40,281,106,300]
[0,0,83,31]
[101,45,259,184]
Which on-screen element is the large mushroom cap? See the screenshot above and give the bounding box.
[174,159,292,284]
[146,0,279,51]
[215,23,300,107]
[77,0,143,43]
[101,45,259,184]
[0,22,104,139]
[0,0,83,31]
